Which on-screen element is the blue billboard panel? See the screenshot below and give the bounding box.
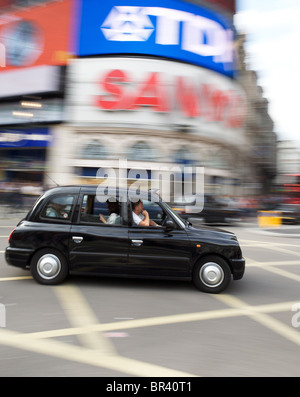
[0,127,51,148]
[76,0,235,77]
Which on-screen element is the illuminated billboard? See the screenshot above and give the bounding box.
[0,0,72,71]
[76,0,235,77]
[0,127,51,148]
[66,58,246,146]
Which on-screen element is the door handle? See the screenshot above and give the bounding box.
[72,236,83,244]
[131,239,143,247]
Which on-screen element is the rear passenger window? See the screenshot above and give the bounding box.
[41,195,75,220]
[80,194,122,225]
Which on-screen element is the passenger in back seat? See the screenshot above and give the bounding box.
[99,200,121,224]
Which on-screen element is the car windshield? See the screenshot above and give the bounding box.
[163,201,187,228]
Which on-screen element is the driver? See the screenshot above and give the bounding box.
[132,200,159,227]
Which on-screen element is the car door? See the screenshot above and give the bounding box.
[128,200,192,278]
[69,192,128,275]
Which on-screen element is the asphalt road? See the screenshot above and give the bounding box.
[0,214,300,378]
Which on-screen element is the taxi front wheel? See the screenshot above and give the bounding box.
[30,249,69,285]
[193,255,231,293]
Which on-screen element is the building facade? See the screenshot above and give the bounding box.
[0,0,72,190]
[276,140,300,177]
[0,0,275,199]
[236,33,277,194]
[46,0,252,198]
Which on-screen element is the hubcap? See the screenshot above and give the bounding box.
[200,262,224,288]
[37,254,61,280]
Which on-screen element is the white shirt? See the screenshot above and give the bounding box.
[132,211,144,226]
[106,213,121,224]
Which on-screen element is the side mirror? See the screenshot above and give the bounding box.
[165,219,175,231]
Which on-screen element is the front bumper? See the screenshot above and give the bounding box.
[5,246,34,269]
[230,257,246,280]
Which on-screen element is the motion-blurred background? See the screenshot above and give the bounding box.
[0,0,299,220]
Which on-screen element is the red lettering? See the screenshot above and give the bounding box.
[131,72,168,111]
[93,68,245,129]
[201,84,214,120]
[95,69,128,110]
[211,90,229,122]
[226,93,246,128]
[177,76,199,117]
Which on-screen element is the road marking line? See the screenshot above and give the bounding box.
[53,284,117,355]
[22,300,296,341]
[0,284,298,375]
[52,284,198,376]
[240,239,300,248]
[241,240,300,256]
[260,266,300,282]
[243,257,259,266]
[22,308,247,340]
[214,295,300,348]
[0,276,32,282]
[0,328,197,377]
[246,259,300,267]
[3,297,297,376]
[244,241,300,249]
[257,245,300,257]
[244,255,300,282]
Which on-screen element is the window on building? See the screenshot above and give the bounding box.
[173,147,193,165]
[80,140,108,159]
[128,141,155,161]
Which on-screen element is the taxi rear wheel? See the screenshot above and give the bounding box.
[193,255,231,293]
[30,249,69,285]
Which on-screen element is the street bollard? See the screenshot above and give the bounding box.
[257,211,282,228]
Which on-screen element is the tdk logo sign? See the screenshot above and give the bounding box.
[101,7,155,41]
[77,0,235,76]
[101,6,233,63]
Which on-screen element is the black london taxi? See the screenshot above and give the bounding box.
[5,186,245,293]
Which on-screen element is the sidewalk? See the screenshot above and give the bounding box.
[0,206,28,221]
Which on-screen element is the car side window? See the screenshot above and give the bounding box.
[130,200,169,227]
[41,194,75,221]
[80,194,122,225]
[143,201,165,224]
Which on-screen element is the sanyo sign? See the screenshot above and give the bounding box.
[77,0,235,77]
